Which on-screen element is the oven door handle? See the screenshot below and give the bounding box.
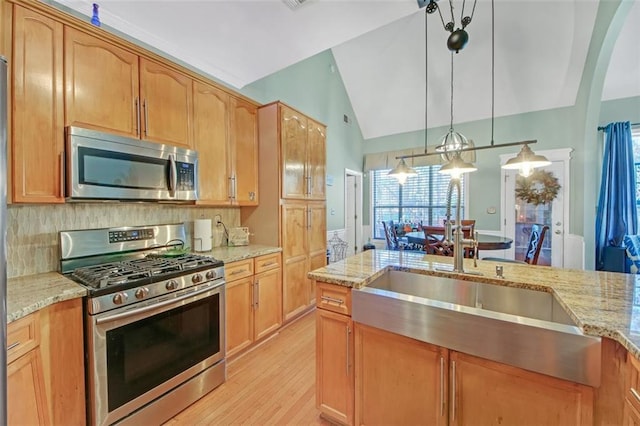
[96,282,222,326]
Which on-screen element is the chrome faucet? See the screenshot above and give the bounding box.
[444,178,478,273]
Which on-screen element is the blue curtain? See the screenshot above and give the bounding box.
[595,121,637,270]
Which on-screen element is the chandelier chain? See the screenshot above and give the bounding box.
[424,10,429,153]
[491,0,495,145]
[449,51,454,132]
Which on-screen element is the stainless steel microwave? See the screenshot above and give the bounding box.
[65,127,198,202]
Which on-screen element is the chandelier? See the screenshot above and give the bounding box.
[389,0,550,184]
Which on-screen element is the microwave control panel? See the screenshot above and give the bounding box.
[176,161,195,190]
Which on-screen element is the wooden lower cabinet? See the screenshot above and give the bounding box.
[450,351,593,425]
[317,308,354,426]
[625,402,640,426]
[355,323,447,426]
[7,298,85,425]
[316,282,596,426]
[226,254,282,358]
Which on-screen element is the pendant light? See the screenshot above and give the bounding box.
[387,158,417,185]
[438,151,477,179]
[501,144,551,177]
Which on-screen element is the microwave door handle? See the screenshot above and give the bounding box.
[168,154,177,197]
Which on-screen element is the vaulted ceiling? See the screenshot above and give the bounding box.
[54,0,640,140]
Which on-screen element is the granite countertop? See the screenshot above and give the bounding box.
[308,249,640,359]
[7,244,281,324]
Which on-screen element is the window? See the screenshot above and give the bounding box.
[371,166,465,240]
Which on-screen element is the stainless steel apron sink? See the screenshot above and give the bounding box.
[352,270,601,386]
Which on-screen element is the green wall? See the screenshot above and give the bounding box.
[240,50,365,231]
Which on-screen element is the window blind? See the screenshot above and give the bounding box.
[372,165,465,239]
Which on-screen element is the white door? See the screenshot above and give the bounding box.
[501,149,572,267]
[344,169,363,256]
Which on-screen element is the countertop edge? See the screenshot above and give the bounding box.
[7,244,282,323]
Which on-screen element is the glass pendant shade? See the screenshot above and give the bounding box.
[388,158,418,185]
[501,144,551,177]
[435,129,471,161]
[438,153,477,179]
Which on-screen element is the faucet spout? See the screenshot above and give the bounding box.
[444,178,477,273]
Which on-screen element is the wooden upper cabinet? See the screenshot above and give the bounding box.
[193,81,231,205]
[139,57,193,148]
[230,96,258,205]
[11,5,65,203]
[281,105,308,199]
[307,119,326,200]
[280,104,326,200]
[64,27,139,137]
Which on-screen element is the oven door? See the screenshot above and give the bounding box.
[86,281,225,426]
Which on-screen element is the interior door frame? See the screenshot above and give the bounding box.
[344,168,363,256]
[499,148,572,266]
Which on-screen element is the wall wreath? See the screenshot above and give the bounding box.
[515,170,561,206]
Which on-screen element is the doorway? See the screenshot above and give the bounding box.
[344,169,363,257]
[501,148,572,267]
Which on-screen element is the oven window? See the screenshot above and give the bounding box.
[106,294,221,411]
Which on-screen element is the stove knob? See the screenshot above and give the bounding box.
[135,287,149,299]
[192,274,203,284]
[113,292,128,305]
[206,270,217,280]
[166,280,178,291]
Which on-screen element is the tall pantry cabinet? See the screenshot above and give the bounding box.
[242,102,327,322]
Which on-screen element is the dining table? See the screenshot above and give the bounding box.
[404,231,513,255]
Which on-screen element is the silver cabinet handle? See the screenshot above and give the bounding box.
[320,295,344,305]
[254,280,260,308]
[231,175,237,200]
[228,176,233,199]
[346,325,351,375]
[260,261,277,268]
[143,99,149,136]
[451,360,457,422]
[230,269,248,275]
[306,176,312,196]
[7,342,20,351]
[135,97,140,136]
[631,387,640,403]
[307,208,312,229]
[440,356,445,417]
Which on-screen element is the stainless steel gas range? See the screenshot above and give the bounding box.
[60,223,226,426]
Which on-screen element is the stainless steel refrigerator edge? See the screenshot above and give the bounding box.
[0,56,8,425]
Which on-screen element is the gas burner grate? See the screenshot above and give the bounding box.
[71,253,223,290]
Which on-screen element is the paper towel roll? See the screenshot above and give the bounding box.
[194,219,212,252]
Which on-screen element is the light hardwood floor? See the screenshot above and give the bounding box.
[165,310,331,425]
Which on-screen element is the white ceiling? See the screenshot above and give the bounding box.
[53,0,640,141]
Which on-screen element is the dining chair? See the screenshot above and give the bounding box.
[382,220,402,250]
[442,219,476,238]
[422,226,454,257]
[484,223,549,265]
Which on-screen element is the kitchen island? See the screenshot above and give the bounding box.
[309,249,638,425]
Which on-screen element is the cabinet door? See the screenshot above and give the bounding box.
[193,81,231,205]
[8,349,50,425]
[230,96,258,205]
[308,203,327,305]
[254,267,282,341]
[450,351,593,425]
[226,276,254,358]
[282,202,308,260]
[12,6,64,203]
[139,57,193,147]
[281,105,308,199]
[307,119,326,200]
[355,323,448,426]
[317,309,354,426]
[64,27,139,138]
[625,402,640,426]
[283,256,309,322]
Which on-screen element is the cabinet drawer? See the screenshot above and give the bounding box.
[7,312,40,364]
[255,253,281,274]
[316,282,351,316]
[225,259,254,281]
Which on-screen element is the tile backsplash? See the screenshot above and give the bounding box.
[7,203,240,278]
